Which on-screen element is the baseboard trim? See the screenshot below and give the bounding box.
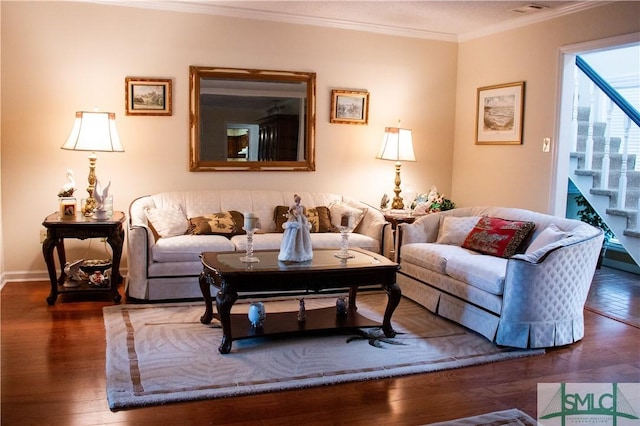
[1,269,128,290]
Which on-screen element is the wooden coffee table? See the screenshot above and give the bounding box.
[199,248,400,354]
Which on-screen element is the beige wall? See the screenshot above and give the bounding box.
[0,1,457,279]
[2,1,638,281]
[452,1,640,212]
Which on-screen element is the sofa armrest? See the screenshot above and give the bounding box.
[126,224,153,279]
[395,213,443,259]
[357,209,391,255]
[498,232,604,347]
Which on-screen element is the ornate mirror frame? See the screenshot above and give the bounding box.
[189,66,316,171]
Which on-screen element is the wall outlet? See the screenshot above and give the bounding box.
[39,229,48,244]
[542,137,551,152]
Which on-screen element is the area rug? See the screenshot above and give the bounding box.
[104,293,544,410]
[427,408,537,425]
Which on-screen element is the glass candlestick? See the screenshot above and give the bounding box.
[335,226,355,259]
[240,228,260,263]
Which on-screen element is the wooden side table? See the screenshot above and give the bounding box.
[383,212,419,230]
[383,212,424,260]
[41,211,125,305]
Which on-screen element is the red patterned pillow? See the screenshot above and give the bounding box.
[462,216,535,258]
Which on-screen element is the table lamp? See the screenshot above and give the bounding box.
[376,123,415,210]
[61,111,124,216]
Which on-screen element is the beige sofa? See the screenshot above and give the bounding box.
[396,207,603,348]
[126,190,390,300]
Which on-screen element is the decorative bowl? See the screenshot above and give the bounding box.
[80,259,112,274]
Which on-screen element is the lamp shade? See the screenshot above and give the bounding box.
[61,111,124,152]
[376,127,415,162]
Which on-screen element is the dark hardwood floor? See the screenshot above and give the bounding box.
[2,267,639,425]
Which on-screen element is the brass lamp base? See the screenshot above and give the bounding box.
[83,153,98,216]
[391,161,405,210]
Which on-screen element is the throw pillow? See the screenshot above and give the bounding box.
[462,216,536,258]
[328,202,366,231]
[306,206,334,233]
[273,205,333,233]
[144,205,190,239]
[525,223,570,254]
[189,211,245,236]
[436,216,481,245]
[274,206,289,232]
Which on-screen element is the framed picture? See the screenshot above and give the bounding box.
[475,81,525,145]
[330,89,369,125]
[125,77,172,116]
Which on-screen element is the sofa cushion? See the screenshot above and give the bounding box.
[436,216,481,245]
[188,211,245,236]
[145,205,189,238]
[400,243,473,275]
[445,253,508,295]
[152,235,236,262]
[273,206,334,233]
[462,216,535,258]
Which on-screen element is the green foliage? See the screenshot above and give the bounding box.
[574,194,614,241]
[411,186,456,213]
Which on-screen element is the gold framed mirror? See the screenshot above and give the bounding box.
[189,66,316,171]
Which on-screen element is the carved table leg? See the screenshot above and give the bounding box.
[42,235,60,306]
[348,286,358,310]
[216,279,238,354]
[106,226,124,303]
[199,271,215,325]
[382,281,401,338]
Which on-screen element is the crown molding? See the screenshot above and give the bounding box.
[458,1,612,42]
[90,1,610,43]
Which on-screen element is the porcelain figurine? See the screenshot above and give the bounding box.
[248,302,266,328]
[58,169,76,197]
[336,296,348,316]
[297,298,306,322]
[278,194,313,262]
[63,258,84,287]
[93,178,111,219]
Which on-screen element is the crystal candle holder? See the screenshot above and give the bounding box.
[240,227,260,263]
[334,226,355,259]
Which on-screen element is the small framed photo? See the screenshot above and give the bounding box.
[125,77,172,116]
[330,89,369,125]
[475,81,525,145]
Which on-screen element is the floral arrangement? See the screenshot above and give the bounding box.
[411,186,456,214]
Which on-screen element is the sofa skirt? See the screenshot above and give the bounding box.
[396,273,500,342]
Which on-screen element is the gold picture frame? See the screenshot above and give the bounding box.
[330,89,369,125]
[475,81,525,145]
[125,77,172,116]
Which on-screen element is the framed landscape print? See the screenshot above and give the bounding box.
[330,89,369,125]
[125,77,172,116]
[475,81,525,145]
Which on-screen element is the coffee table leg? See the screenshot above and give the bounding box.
[199,270,218,325]
[216,279,238,354]
[382,281,401,337]
[348,286,358,310]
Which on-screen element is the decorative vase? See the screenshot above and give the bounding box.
[248,302,266,328]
